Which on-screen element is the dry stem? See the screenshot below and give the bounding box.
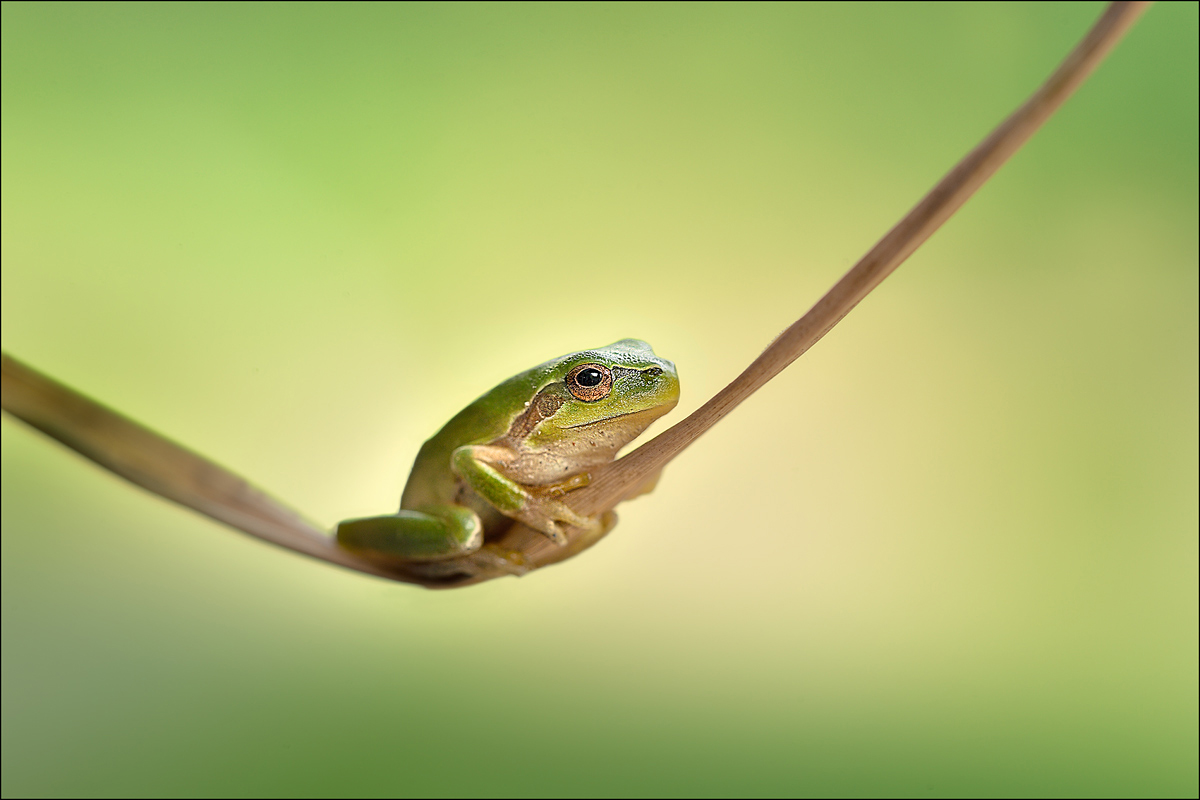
[572,1,1151,515]
[0,2,1151,586]
[1,353,420,584]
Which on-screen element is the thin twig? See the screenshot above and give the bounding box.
[571,0,1151,516]
[0,2,1150,585]
[1,354,433,586]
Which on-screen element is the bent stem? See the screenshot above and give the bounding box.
[570,0,1150,516]
[0,2,1150,585]
[1,353,433,586]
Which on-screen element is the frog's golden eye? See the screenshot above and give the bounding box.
[566,363,613,402]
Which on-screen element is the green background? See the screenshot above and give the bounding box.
[3,2,1196,796]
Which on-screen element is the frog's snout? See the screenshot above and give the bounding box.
[650,361,681,405]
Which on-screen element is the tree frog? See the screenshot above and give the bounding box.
[337,339,679,583]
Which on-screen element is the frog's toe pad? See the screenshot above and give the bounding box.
[544,524,569,547]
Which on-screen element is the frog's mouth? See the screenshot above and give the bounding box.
[562,413,631,429]
[561,405,673,430]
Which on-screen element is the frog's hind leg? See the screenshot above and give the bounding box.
[336,505,482,562]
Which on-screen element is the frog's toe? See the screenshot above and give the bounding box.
[543,522,569,547]
[520,501,598,546]
[473,545,535,575]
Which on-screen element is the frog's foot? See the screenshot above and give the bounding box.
[498,473,597,546]
[450,445,599,548]
[542,472,591,498]
[401,543,531,581]
[470,544,534,576]
[336,505,483,562]
[515,494,603,547]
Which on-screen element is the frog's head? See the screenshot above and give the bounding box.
[522,339,679,452]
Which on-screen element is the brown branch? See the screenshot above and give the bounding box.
[0,2,1150,585]
[1,353,431,586]
[570,0,1151,516]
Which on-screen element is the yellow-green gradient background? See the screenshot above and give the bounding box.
[3,3,1196,796]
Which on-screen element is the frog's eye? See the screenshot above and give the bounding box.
[566,363,613,402]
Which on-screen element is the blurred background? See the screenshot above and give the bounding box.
[2,2,1196,795]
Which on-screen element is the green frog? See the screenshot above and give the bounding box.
[337,339,679,582]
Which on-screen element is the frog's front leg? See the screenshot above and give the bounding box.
[336,504,482,561]
[451,444,600,546]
